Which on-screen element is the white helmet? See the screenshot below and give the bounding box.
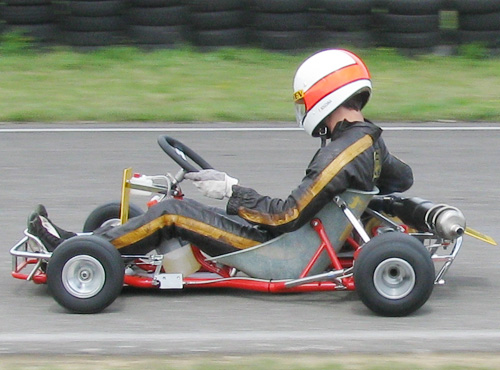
[293,49,372,136]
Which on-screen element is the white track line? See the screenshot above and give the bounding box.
[3,329,500,342]
[1,126,500,133]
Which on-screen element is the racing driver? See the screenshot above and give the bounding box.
[27,49,414,258]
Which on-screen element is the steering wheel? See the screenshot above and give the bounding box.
[157,135,213,173]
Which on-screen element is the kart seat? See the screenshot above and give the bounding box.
[208,188,378,280]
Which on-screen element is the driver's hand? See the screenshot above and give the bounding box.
[184,169,239,200]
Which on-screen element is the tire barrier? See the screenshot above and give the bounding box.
[376,0,441,52]
[250,0,310,51]
[127,0,187,49]
[185,0,247,49]
[1,0,499,54]
[58,0,126,48]
[314,0,373,49]
[455,0,500,49]
[2,0,56,45]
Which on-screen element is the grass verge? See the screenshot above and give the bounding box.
[0,34,499,122]
[1,353,500,370]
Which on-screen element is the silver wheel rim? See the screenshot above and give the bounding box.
[373,258,415,300]
[100,218,121,228]
[62,255,106,299]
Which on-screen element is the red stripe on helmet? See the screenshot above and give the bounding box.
[303,62,370,112]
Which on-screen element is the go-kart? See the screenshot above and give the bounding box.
[10,135,497,316]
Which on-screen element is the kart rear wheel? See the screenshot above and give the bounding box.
[83,201,144,232]
[47,235,124,313]
[353,232,435,317]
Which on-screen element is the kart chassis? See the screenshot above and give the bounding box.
[10,135,466,315]
[11,194,462,293]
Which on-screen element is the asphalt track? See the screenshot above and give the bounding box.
[1,121,500,355]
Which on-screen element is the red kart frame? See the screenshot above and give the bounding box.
[11,215,360,292]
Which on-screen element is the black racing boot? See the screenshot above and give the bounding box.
[27,206,76,251]
[34,204,77,240]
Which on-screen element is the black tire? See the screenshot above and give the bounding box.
[3,5,53,24]
[252,0,310,13]
[354,232,435,317]
[441,0,455,10]
[189,10,246,30]
[459,12,500,31]
[316,13,371,31]
[192,28,247,47]
[63,31,122,46]
[384,0,441,15]
[381,31,440,48]
[129,0,182,7]
[458,30,500,47]
[314,0,372,14]
[83,202,144,233]
[62,16,125,32]
[6,24,56,42]
[5,0,50,5]
[254,29,309,50]
[454,0,500,14]
[128,25,186,45]
[379,13,439,33]
[253,12,309,31]
[319,30,373,48]
[185,0,243,12]
[47,235,124,314]
[128,6,187,27]
[62,0,124,17]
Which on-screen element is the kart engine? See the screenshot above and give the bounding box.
[372,196,466,240]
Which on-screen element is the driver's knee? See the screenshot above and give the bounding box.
[146,197,186,217]
[147,197,207,217]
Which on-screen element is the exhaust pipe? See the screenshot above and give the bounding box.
[372,197,466,240]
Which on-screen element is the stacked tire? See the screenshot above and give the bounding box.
[127,0,187,49]
[314,0,373,49]
[456,0,500,49]
[377,0,441,52]
[2,0,56,46]
[185,0,247,50]
[250,0,310,51]
[59,0,125,48]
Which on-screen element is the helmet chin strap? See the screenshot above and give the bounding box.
[318,125,329,148]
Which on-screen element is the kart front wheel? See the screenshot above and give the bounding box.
[47,235,124,314]
[353,232,435,317]
[83,201,144,232]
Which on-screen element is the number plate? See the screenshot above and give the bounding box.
[157,274,183,289]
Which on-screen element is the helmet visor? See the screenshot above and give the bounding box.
[295,102,306,127]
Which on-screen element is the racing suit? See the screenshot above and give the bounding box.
[96,120,413,257]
